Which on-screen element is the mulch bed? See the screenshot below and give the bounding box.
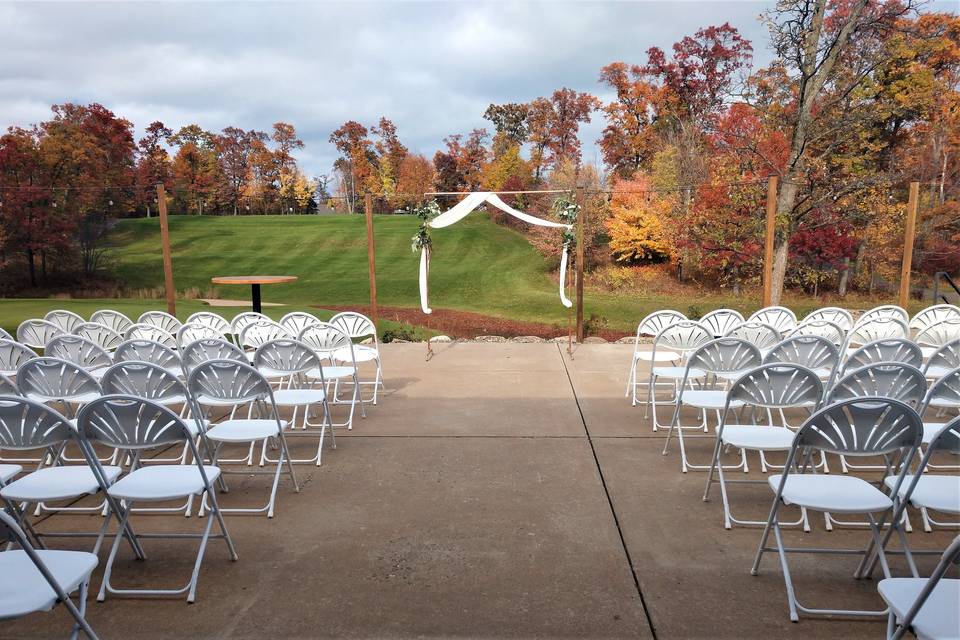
[318,304,632,341]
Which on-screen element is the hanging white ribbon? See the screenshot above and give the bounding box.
[419,192,573,314]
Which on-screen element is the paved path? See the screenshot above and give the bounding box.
[5,344,954,639]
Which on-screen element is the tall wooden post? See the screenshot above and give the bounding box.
[898,181,920,308]
[575,186,586,343]
[762,176,778,308]
[364,193,379,330]
[156,183,176,316]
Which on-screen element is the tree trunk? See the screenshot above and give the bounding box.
[770,240,790,306]
[838,257,851,296]
[26,249,36,287]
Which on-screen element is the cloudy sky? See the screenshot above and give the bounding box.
[0,1,951,177]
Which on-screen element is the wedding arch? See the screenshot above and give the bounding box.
[416,191,574,314]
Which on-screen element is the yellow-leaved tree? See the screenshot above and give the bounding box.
[605,174,673,263]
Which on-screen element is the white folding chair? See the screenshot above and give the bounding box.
[329,311,384,404]
[724,321,782,358]
[177,322,226,348]
[184,311,231,338]
[238,320,291,362]
[843,317,909,357]
[917,367,960,479]
[114,339,182,378]
[0,510,99,640]
[625,310,686,406]
[254,339,334,466]
[879,534,960,640]
[77,395,237,602]
[641,320,712,429]
[785,319,844,346]
[661,337,763,472]
[17,319,65,350]
[187,359,299,518]
[279,311,322,339]
[0,327,11,341]
[16,357,101,418]
[923,338,960,381]
[299,323,365,429]
[750,397,923,621]
[72,323,123,352]
[89,310,133,335]
[229,312,270,345]
[700,308,744,338]
[860,304,910,326]
[843,338,923,375]
[0,397,136,558]
[801,307,853,332]
[44,310,85,335]
[747,306,797,335]
[45,335,113,381]
[137,310,182,336]
[703,363,823,529]
[125,323,177,350]
[915,317,960,359]
[0,339,37,377]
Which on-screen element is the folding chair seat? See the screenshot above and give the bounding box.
[137,311,182,336]
[0,510,100,640]
[0,463,21,485]
[299,323,365,429]
[920,366,960,445]
[254,339,334,466]
[662,337,762,472]
[44,310,85,334]
[751,397,923,621]
[188,360,299,518]
[76,395,236,602]
[72,322,124,352]
[330,312,384,404]
[624,311,688,406]
[747,306,797,335]
[89,310,133,335]
[801,307,853,332]
[640,320,712,430]
[703,363,823,529]
[17,319,65,351]
[879,534,960,640]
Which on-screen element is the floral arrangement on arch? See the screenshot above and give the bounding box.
[410,200,441,253]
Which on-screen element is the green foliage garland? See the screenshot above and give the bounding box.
[552,195,579,248]
[411,200,441,253]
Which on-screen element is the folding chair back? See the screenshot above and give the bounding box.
[909,304,960,333]
[125,323,177,349]
[230,311,270,338]
[0,339,38,374]
[700,309,744,337]
[180,338,245,376]
[723,321,781,352]
[0,396,75,450]
[747,306,797,334]
[298,322,353,357]
[330,312,376,341]
[727,363,823,410]
[187,359,275,407]
[73,322,124,351]
[100,361,187,403]
[651,320,713,357]
[239,320,291,352]
[76,395,192,451]
[16,319,64,349]
[0,374,19,395]
[845,338,922,372]
[45,335,112,372]
[846,317,909,350]
[828,362,927,407]
[90,309,133,335]
[253,339,320,375]
[922,366,960,412]
[279,312,322,338]
[925,339,960,377]
[114,339,181,371]
[44,309,85,334]
[687,338,762,376]
[177,322,225,348]
[793,397,923,458]
[0,328,10,341]
[137,311,182,335]
[786,319,844,345]
[915,317,960,350]
[764,335,838,372]
[185,311,231,336]
[859,304,909,325]
[802,307,853,332]
[16,358,101,401]
[635,310,686,338]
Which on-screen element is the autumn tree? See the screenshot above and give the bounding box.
[527,89,600,180]
[605,174,673,263]
[598,63,662,178]
[395,154,436,208]
[135,121,172,217]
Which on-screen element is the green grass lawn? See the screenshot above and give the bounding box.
[0,213,919,336]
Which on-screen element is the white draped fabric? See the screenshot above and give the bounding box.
[419,192,573,314]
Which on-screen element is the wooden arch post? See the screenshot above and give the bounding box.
[762,176,778,308]
[364,193,379,331]
[156,183,176,316]
[898,181,920,308]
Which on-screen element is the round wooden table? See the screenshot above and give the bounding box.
[211,276,298,313]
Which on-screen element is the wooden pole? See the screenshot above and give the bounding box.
[364,193,378,330]
[762,175,778,308]
[575,186,586,343]
[156,183,176,316]
[898,181,920,308]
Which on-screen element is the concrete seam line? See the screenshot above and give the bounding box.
[556,342,659,640]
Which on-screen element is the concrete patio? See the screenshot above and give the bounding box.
[4,343,954,639]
